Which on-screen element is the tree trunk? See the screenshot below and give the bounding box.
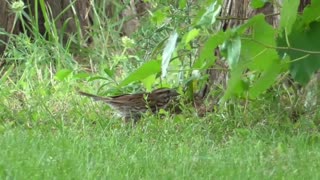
[0,1,17,54]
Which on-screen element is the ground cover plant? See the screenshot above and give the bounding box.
[1,0,320,179]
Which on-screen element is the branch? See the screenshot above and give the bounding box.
[243,38,320,55]
[216,12,280,21]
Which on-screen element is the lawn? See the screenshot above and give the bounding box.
[1,102,320,179]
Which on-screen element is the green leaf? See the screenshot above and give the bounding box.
[55,69,72,81]
[222,64,248,101]
[223,14,280,100]
[150,37,168,59]
[184,28,200,45]
[193,30,231,69]
[88,76,109,81]
[279,0,300,35]
[179,0,187,9]
[162,31,178,78]
[278,21,320,85]
[236,14,265,34]
[248,59,282,99]
[104,68,114,78]
[197,1,221,27]
[301,0,320,25]
[250,0,268,9]
[151,8,168,26]
[73,72,90,79]
[225,36,241,69]
[240,15,278,71]
[120,60,161,86]
[141,74,156,92]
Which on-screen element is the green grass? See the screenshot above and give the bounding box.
[1,42,320,179]
[1,101,320,179]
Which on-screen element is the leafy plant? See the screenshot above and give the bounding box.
[4,0,320,108]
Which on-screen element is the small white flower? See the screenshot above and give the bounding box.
[11,0,25,13]
[121,36,135,48]
[192,70,201,78]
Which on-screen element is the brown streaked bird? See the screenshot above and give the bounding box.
[78,88,180,122]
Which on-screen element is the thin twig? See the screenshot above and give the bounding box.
[216,12,280,21]
[243,38,320,54]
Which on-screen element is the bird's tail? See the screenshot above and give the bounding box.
[78,91,110,101]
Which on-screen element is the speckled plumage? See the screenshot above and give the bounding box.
[78,88,180,122]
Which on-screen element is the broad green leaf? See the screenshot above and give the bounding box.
[55,69,72,81]
[248,59,282,99]
[223,15,279,100]
[278,21,320,85]
[279,0,300,35]
[193,30,231,69]
[250,0,267,9]
[73,72,90,79]
[120,60,161,86]
[222,64,248,101]
[240,15,278,71]
[162,31,178,78]
[141,74,156,92]
[225,36,241,69]
[236,15,265,34]
[197,1,221,27]
[301,0,320,25]
[184,28,200,45]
